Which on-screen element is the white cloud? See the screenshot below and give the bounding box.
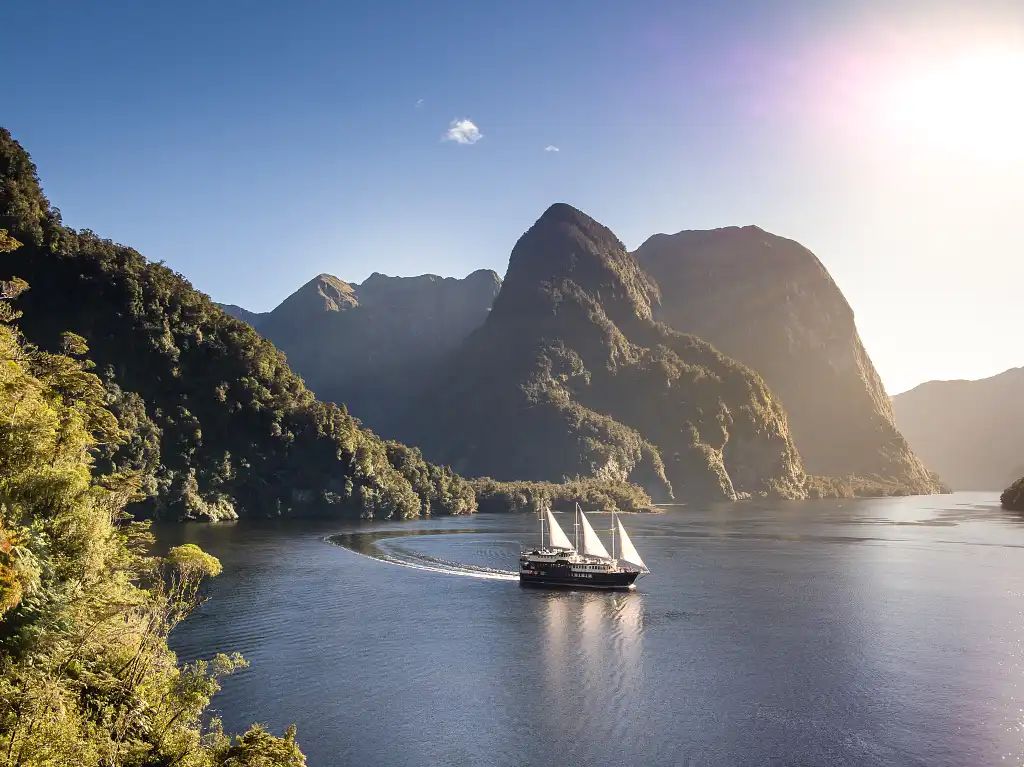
[544,145,560,152]
[415,98,425,108]
[443,118,483,145]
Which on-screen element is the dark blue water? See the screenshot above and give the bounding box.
[161,492,1024,766]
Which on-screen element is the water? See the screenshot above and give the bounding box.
[160,492,1024,766]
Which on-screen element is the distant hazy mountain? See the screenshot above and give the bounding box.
[404,204,808,502]
[634,226,943,495]
[893,367,1024,490]
[221,270,501,434]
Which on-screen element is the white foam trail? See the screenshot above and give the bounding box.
[330,535,519,581]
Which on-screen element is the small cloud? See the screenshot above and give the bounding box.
[415,98,425,108]
[443,118,483,145]
[544,145,560,152]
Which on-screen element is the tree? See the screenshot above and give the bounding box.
[0,276,306,764]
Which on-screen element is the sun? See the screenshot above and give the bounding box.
[875,48,1024,166]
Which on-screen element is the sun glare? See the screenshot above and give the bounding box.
[876,48,1024,166]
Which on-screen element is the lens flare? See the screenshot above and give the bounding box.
[874,48,1024,166]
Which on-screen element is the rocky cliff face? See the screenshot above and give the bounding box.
[230,268,502,433]
[405,204,808,502]
[893,367,1024,490]
[634,226,942,494]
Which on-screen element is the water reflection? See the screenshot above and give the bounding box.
[534,590,646,759]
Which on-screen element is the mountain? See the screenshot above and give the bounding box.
[403,204,808,502]
[264,273,359,325]
[219,302,267,327]
[0,127,476,521]
[223,269,501,435]
[633,226,943,495]
[893,367,1024,490]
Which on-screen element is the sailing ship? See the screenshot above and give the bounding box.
[519,503,649,590]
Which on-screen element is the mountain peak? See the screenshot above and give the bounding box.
[535,202,593,226]
[267,273,358,328]
[493,203,657,323]
[528,203,624,251]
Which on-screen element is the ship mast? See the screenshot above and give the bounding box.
[611,509,617,560]
[539,506,546,548]
[574,502,580,552]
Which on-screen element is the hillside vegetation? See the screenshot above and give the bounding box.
[471,477,654,514]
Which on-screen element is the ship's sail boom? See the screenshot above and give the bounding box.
[616,519,647,571]
[578,511,611,558]
[545,509,575,550]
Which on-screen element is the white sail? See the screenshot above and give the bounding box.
[578,511,611,558]
[545,509,574,550]
[616,518,647,571]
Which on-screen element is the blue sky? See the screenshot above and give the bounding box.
[5,0,1023,394]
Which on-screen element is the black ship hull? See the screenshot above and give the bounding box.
[519,565,640,591]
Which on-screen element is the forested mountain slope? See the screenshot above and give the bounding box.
[0,127,475,521]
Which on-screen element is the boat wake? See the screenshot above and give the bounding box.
[328,530,519,581]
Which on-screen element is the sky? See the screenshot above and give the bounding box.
[4,0,1023,395]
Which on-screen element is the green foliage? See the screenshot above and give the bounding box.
[471,477,653,514]
[1002,476,1024,511]
[167,544,224,577]
[384,442,477,517]
[207,723,307,766]
[0,230,22,253]
[0,301,305,763]
[0,126,471,522]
